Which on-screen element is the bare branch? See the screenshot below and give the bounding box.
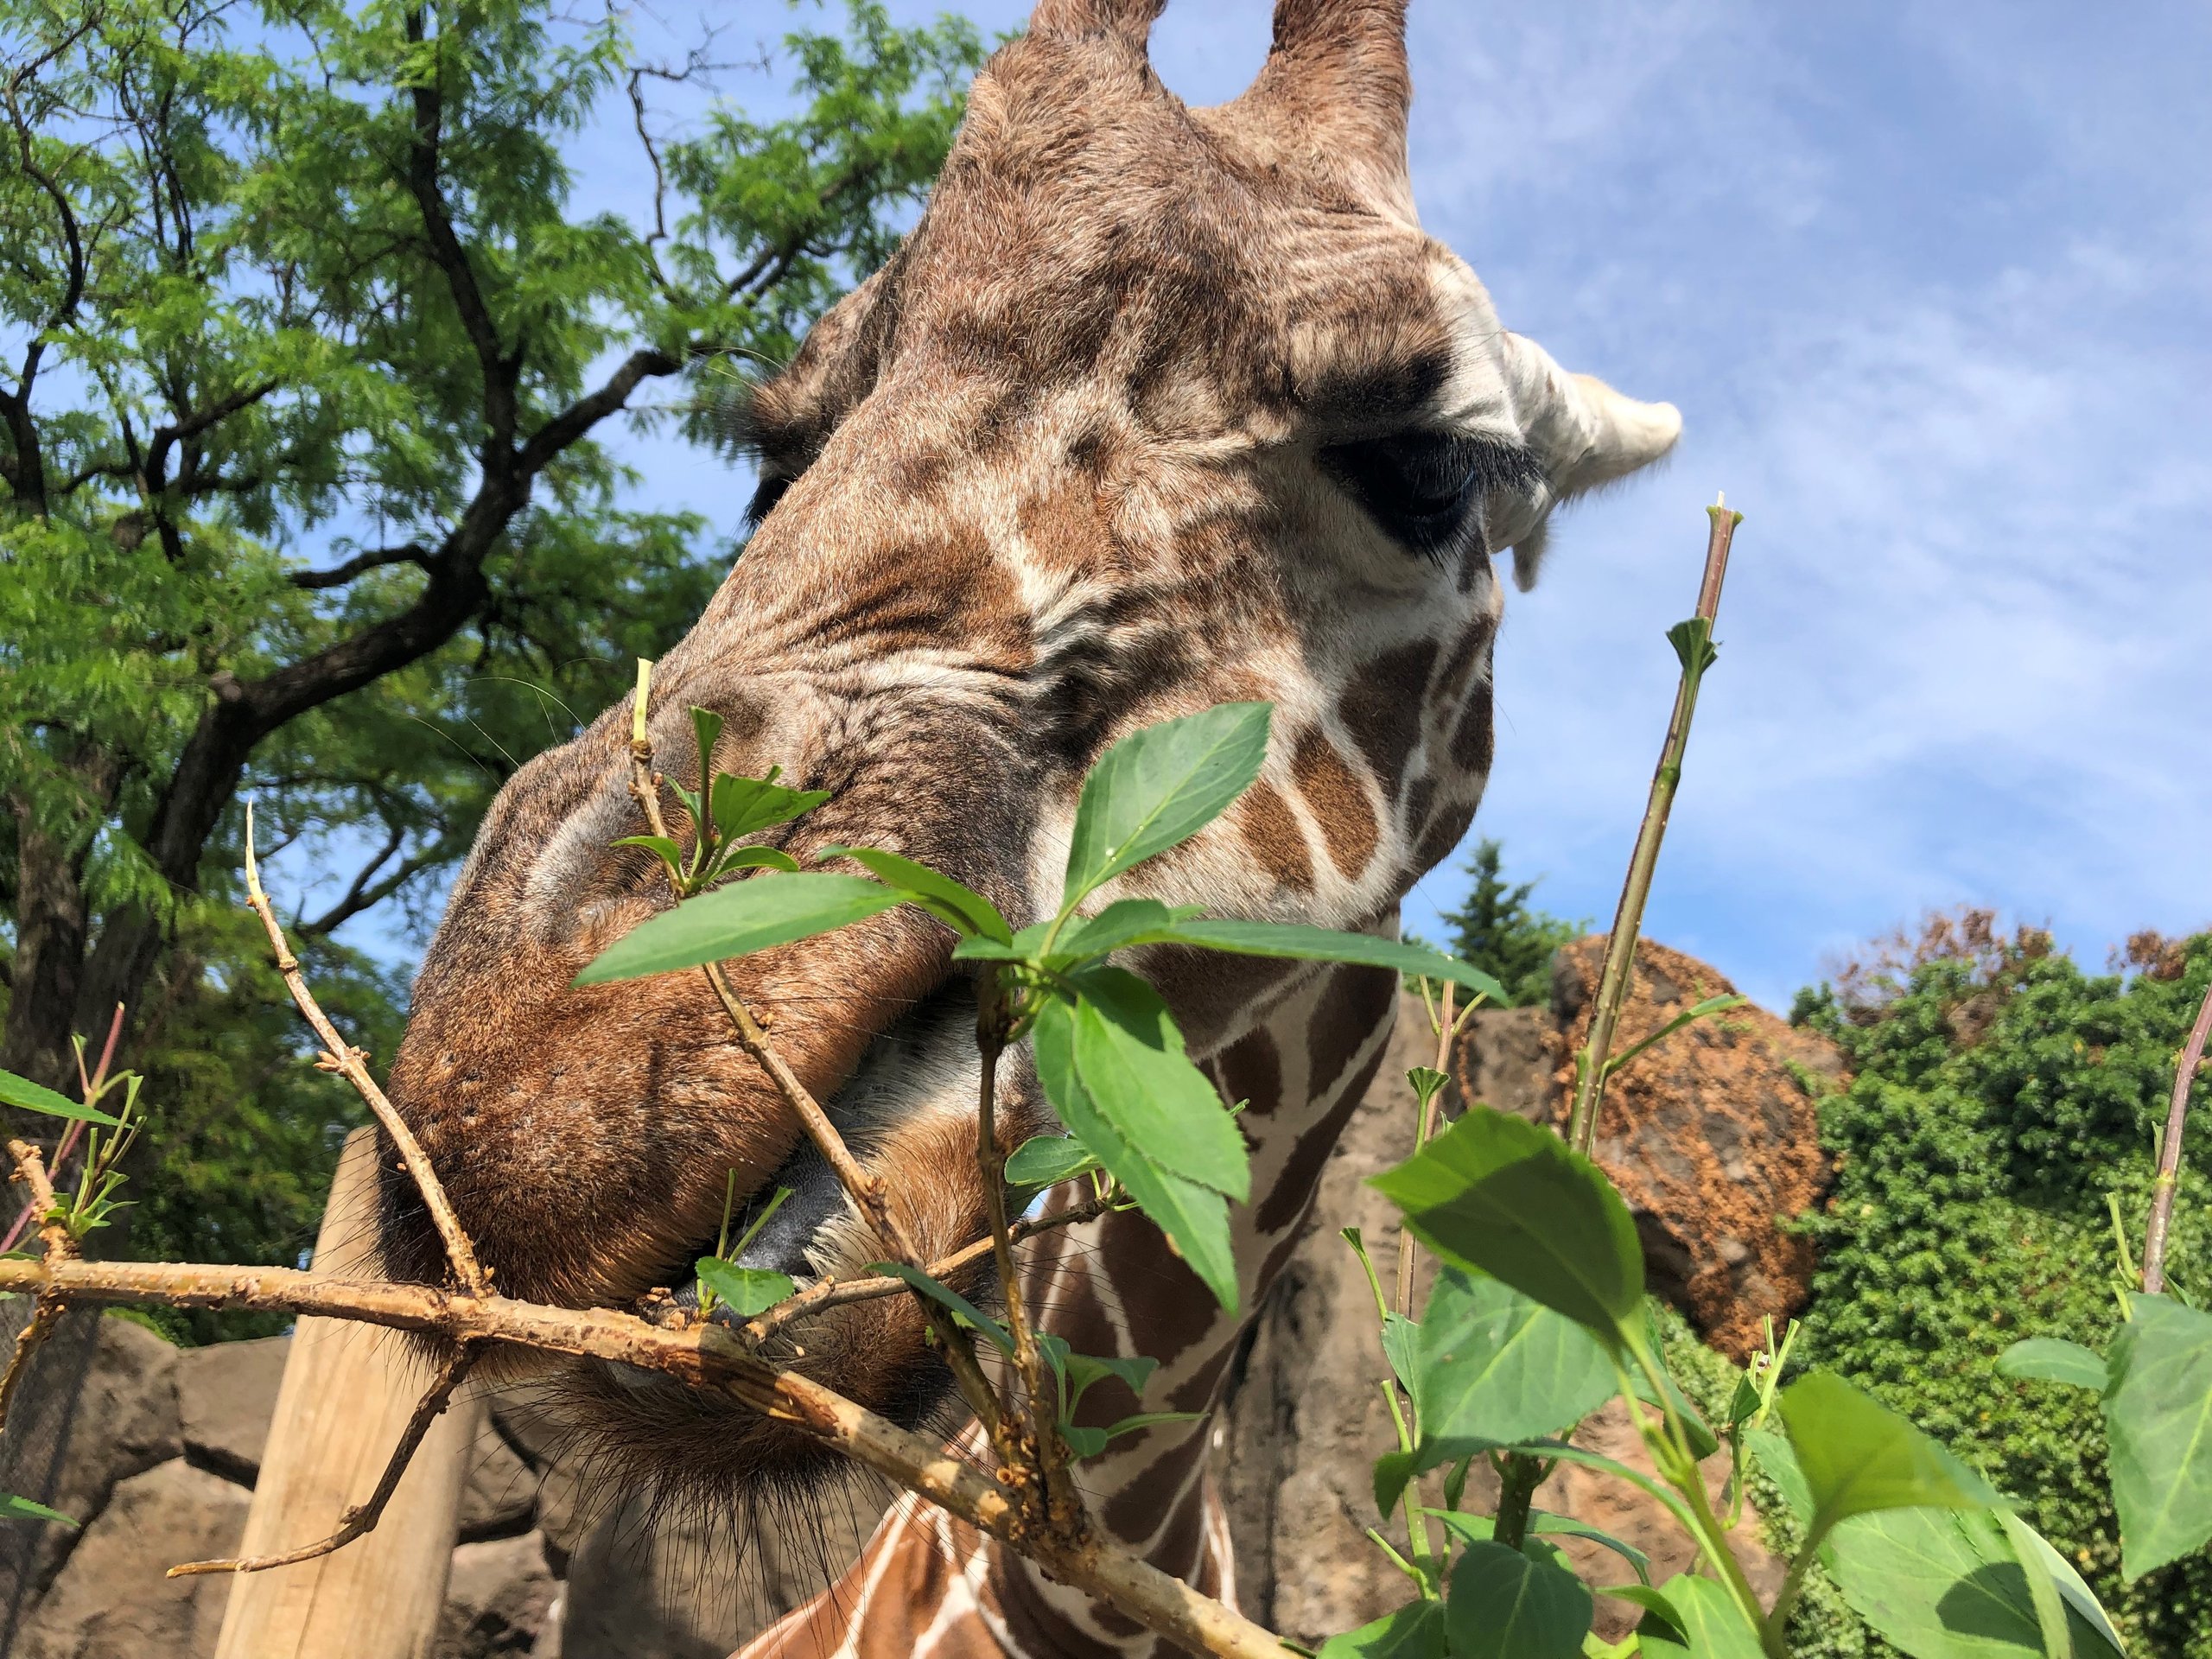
[0,1139,71,1433]
[168,1344,479,1578]
[241,805,488,1297]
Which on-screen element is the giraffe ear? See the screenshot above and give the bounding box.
[1027,0,1166,43]
[1211,0,1414,221]
[1494,331,1681,590]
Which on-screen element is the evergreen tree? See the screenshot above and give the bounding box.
[1435,838,1583,1008]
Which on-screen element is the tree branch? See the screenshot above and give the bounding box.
[289,542,432,591]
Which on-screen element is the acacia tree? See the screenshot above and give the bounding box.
[0,0,982,1098]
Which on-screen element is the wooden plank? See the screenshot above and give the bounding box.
[215,1127,480,1659]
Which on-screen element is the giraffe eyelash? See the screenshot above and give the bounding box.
[1319,429,1543,563]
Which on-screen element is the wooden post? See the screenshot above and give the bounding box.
[216,1128,480,1659]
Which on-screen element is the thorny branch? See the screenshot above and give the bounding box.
[0,1140,69,1432]
[242,803,488,1298]
[168,1344,480,1578]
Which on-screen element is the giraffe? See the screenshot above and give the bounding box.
[375,0,1681,1652]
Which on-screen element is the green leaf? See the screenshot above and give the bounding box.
[0,1492,76,1527]
[1317,1599,1446,1659]
[1997,1338,2109,1393]
[1381,1312,1421,1395]
[2103,1291,2212,1578]
[1777,1373,2005,1551]
[1058,969,1249,1200]
[868,1262,1014,1355]
[1061,1351,1157,1413]
[1150,919,1509,1005]
[1052,899,1203,963]
[690,706,725,784]
[694,1259,797,1319]
[1061,1411,1205,1459]
[0,1067,120,1128]
[1062,702,1273,907]
[1633,1575,1762,1659]
[575,873,905,984]
[709,770,830,843]
[1444,1540,1592,1659]
[1666,617,1719,677]
[820,846,1013,943]
[1005,1135,1101,1189]
[1032,1007,1239,1312]
[612,834,684,870]
[1370,1107,1643,1349]
[1412,1268,1615,1459]
[1372,1449,1420,1517]
[1599,1585,1687,1643]
[717,847,801,874]
[1822,1505,2126,1659]
[1745,1424,1814,1526]
[1420,1510,1651,1586]
[1629,1319,1720,1461]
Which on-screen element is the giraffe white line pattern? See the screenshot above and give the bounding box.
[373,0,1681,1651]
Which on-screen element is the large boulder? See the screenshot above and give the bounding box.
[437,1531,560,1658]
[1223,987,1796,1643]
[15,1459,250,1659]
[175,1334,288,1486]
[1539,937,1840,1359]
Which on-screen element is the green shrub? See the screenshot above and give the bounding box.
[1791,925,2212,1656]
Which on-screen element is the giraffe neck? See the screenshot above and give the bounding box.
[739,955,1402,1658]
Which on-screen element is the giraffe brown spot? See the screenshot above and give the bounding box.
[1292,727,1380,878]
[1450,679,1496,773]
[1415,787,1478,874]
[1305,961,1400,1108]
[1215,1026,1284,1119]
[1103,1432,1209,1538]
[1338,639,1439,799]
[1234,780,1316,894]
[1435,618,1492,704]
[994,1562,1133,1659]
[1092,1205,1224,1371]
[1255,1027,1393,1236]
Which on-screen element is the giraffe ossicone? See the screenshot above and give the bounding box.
[377,0,1678,1650]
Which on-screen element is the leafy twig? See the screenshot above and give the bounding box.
[624,663,1008,1446]
[1567,495,1743,1156]
[2144,971,2212,1295]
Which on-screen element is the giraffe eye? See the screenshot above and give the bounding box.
[1321,431,1541,561]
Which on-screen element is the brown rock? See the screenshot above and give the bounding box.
[1452,1004,1554,1122]
[436,1531,558,1658]
[175,1334,288,1485]
[16,1459,250,1659]
[1543,937,1837,1359]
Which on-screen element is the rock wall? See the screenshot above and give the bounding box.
[1,950,1834,1656]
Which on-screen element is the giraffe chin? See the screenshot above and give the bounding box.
[483,978,1023,1508]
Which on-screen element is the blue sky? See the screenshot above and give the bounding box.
[398,0,2212,1013]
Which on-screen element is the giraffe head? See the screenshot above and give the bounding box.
[382,0,1676,1497]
